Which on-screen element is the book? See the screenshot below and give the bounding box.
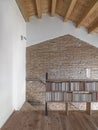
[87,94,91,102]
[96,92,98,101]
[81,93,86,102]
[55,92,59,101]
[46,82,51,91]
[71,82,79,91]
[85,82,92,91]
[92,82,96,91]
[52,83,55,91]
[51,92,55,101]
[64,92,67,102]
[59,83,62,91]
[73,93,80,102]
[70,82,74,91]
[55,83,59,91]
[79,82,85,91]
[75,82,79,91]
[65,82,69,91]
[95,82,98,91]
[92,92,96,101]
[46,92,51,101]
[62,82,66,91]
[58,92,64,101]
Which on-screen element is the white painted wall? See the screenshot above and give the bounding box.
[0,0,26,128]
[27,14,98,47]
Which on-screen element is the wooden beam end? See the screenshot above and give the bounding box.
[77,24,81,28]
[35,0,42,19]
[64,18,68,22]
[51,0,57,17]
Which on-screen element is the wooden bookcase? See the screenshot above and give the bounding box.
[45,73,98,115]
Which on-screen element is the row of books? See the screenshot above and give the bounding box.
[46,82,83,91]
[70,82,84,91]
[46,92,63,102]
[92,92,98,101]
[46,92,98,102]
[46,82,98,92]
[73,93,91,102]
[85,82,98,91]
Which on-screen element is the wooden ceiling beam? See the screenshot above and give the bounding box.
[51,0,57,16]
[88,26,97,34]
[64,0,77,22]
[77,1,98,28]
[88,20,98,34]
[35,0,42,18]
[16,0,29,22]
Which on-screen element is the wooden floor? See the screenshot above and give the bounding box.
[1,110,98,130]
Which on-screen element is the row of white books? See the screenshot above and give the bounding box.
[46,82,98,92]
[73,93,91,102]
[85,82,98,91]
[70,83,79,91]
[46,92,93,102]
[92,92,98,101]
[46,92,63,102]
[51,82,82,91]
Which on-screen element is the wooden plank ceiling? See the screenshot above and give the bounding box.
[16,0,98,34]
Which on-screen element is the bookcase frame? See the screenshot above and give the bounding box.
[45,73,98,115]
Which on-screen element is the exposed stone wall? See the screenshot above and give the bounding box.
[26,35,98,110]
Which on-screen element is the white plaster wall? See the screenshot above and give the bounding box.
[27,14,98,47]
[0,0,26,128]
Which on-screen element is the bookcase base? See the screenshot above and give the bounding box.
[86,102,92,115]
[45,102,92,116]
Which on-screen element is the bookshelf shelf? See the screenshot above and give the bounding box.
[45,73,98,115]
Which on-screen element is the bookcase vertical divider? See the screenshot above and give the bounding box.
[65,102,69,115]
[84,81,85,91]
[72,91,73,102]
[86,102,92,115]
[69,81,71,92]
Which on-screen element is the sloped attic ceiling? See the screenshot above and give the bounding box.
[16,0,98,34]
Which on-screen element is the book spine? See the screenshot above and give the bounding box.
[52,83,55,91]
[92,92,96,101]
[46,82,51,91]
[46,92,51,101]
[55,83,59,91]
[64,92,67,102]
[71,83,74,91]
[51,92,55,101]
[75,82,79,91]
[62,82,66,91]
[59,83,62,91]
[95,82,98,91]
[55,92,58,101]
[92,82,96,91]
[80,82,85,91]
[96,92,98,101]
